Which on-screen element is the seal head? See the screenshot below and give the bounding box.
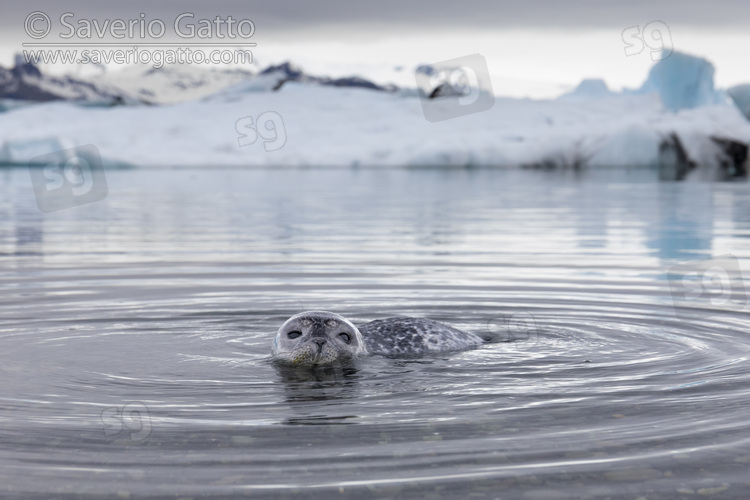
[272,311,367,366]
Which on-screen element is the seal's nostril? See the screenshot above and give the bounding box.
[313,338,327,347]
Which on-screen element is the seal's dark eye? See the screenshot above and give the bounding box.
[338,332,351,343]
[287,331,302,339]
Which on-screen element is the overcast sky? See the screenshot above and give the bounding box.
[4,0,750,32]
[2,1,749,97]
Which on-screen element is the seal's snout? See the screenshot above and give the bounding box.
[313,338,327,348]
[310,323,327,337]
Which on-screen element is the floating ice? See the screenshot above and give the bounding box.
[559,79,614,100]
[727,84,750,120]
[637,51,726,111]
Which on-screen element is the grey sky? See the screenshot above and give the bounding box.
[3,1,748,96]
[3,0,750,40]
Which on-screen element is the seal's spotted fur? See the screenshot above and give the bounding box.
[360,317,482,355]
[272,311,483,366]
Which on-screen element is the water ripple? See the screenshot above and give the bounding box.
[1,169,750,498]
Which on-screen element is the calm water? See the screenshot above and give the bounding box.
[1,168,750,499]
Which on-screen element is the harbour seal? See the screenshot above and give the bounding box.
[272,311,483,366]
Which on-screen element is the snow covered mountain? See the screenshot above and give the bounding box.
[0,58,396,105]
[94,64,256,104]
[0,56,129,104]
[0,57,256,105]
[205,62,397,99]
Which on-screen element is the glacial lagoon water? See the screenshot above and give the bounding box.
[1,167,750,499]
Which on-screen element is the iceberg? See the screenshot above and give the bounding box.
[559,79,614,100]
[727,84,750,120]
[637,51,726,111]
[1,85,746,180]
[585,123,662,167]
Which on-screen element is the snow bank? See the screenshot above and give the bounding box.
[1,82,748,179]
[0,135,75,164]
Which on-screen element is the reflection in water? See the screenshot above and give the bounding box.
[3,167,744,268]
[0,171,44,259]
[273,361,360,385]
[273,361,362,426]
[14,210,43,257]
[646,184,714,260]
